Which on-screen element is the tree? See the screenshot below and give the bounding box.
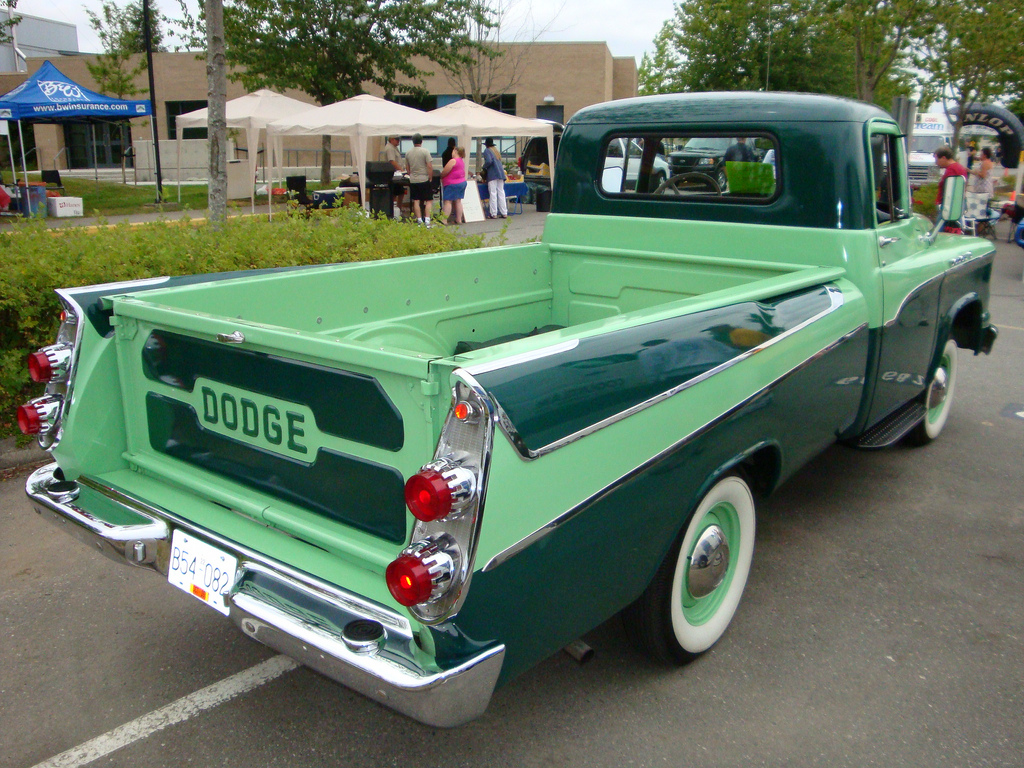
[440,0,559,170]
[207,0,227,224]
[915,0,1022,146]
[0,1,21,50]
[639,0,856,98]
[214,0,491,184]
[86,1,153,98]
[86,1,169,186]
[441,0,556,105]
[823,0,933,104]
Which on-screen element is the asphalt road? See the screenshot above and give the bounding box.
[2,234,1022,768]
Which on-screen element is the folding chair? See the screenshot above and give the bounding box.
[285,175,313,213]
[964,193,992,238]
[41,169,65,195]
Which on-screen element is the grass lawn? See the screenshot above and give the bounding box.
[14,173,346,218]
[49,176,214,217]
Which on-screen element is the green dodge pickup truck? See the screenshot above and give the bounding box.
[20,93,998,726]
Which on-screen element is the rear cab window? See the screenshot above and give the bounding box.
[598,133,780,202]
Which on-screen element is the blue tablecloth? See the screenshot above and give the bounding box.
[477,181,528,201]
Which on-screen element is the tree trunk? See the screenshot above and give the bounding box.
[321,135,331,186]
[207,0,228,225]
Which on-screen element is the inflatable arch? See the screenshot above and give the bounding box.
[960,103,1024,169]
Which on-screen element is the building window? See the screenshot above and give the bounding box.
[482,94,516,116]
[166,100,208,140]
[393,94,436,112]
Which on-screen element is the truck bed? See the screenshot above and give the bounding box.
[116,235,845,370]
[78,227,847,575]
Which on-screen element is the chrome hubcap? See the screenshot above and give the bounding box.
[688,525,730,598]
[928,366,949,411]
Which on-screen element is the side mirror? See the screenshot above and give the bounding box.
[939,174,965,223]
[923,174,967,244]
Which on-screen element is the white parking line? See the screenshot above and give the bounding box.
[32,655,298,768]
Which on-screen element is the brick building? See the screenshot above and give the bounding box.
[0,44,636,176]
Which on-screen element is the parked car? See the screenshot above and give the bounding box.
[667,136,770,191]
[602,137,670,191]
[518,121,563,186]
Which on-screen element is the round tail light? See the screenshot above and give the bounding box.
[17,395,62,436]
[384,537,457,608]
[27,344,73,384]
[386,555,436,606]
[28,351,53,383]
[17,403,42,434]
[404,461,477,522]
[404,469,453,522]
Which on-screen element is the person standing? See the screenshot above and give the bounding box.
[382,136,405,217]
[934,146,969,233]
[440,146,468,224]
[482,138,507,219]
[723,137,755,163]
[405,133,434,226]
[441,138,456,169]
[934,146,968,205]
[968,146,995,196]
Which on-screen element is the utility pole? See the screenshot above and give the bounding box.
[142,0,163,202]
[207,0,227,224]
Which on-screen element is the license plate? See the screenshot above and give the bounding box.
[168,530,238,616]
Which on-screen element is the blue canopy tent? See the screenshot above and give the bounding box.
[0,60,152,190]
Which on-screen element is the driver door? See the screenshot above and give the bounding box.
[865,123,942,425]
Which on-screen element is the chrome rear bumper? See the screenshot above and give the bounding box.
[25,463,504,728]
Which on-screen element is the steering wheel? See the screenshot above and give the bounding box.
[654,172,722,196]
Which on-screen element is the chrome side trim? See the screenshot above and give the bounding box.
[882,249,995,329]
[481,322,868,573]
[26,464,505,727]
[461,338,580,376]
[475,285,845,461]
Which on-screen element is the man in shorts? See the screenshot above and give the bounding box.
[405,133,434,226]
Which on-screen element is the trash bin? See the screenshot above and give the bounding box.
[366,161,395,218]
[17,183,48,217]
[369,186,392,217]
[536,188,552,212]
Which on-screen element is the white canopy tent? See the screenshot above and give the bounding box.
[266,94,452,207]
[175,89,314,210]
[426,99,555,186]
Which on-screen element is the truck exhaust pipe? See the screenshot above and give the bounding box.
[563,639,594,664]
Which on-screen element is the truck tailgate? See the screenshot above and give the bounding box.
[107,294,441,564]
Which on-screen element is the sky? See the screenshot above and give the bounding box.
[12,0,678,64]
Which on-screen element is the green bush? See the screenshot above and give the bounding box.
[913,183,939,220]
[0,208,484,439]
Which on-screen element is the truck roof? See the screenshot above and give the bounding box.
[570,92,894,127]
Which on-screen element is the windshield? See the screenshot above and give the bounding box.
[911,136,948,154]
[680,137,733,153]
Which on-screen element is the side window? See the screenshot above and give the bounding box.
[871,132,910,225]
[599,133,779,201]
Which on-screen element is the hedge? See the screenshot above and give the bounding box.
[0,208,486,440]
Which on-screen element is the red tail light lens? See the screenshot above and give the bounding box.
[17,403,42,434]
[386,554,435,606]
[28,351,52,383]
[404,469,452,522]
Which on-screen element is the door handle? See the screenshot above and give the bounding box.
[878,235,900,248]
[216,331,246,344]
